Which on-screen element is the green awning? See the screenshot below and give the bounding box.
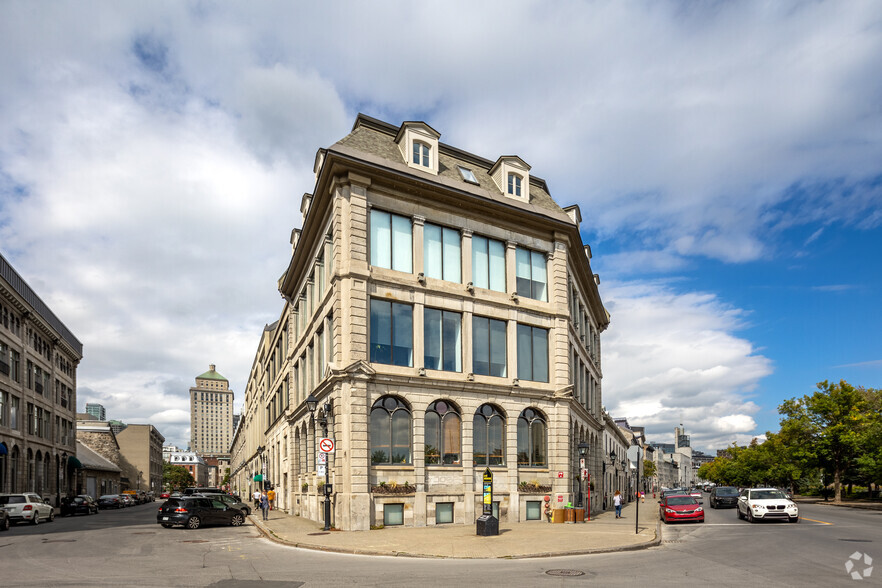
[68,456,84,469]
[253,474,263,482]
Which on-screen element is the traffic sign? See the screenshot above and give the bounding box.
[581,468,588,480]
[317,452,327,464]
[557,471,564,479]
[319,438,335,453]
[317,465,326,476]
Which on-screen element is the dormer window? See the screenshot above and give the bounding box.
[507,173,522,197]
[413,141,430,167]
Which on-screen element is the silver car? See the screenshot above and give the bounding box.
[0,493,56,525]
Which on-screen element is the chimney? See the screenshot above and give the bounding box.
[209,364,216,372]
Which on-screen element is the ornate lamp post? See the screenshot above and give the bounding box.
[306,394,332,531]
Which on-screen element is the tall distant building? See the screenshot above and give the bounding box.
[190,364,233,457]
[85,403,106,421]
[108,420,127,435]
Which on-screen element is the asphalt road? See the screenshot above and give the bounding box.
[0,497,878,587]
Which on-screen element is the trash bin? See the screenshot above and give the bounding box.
[565,508,576,523]
[574,508,585,522]
[552,509,565,524]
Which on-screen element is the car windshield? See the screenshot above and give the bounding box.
[751,490,787,500]
[716,487,739,496]
[0,495,25,504]
[667,496,696,506]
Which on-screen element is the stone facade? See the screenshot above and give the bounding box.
[231,115,611,530]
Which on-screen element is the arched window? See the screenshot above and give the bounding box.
[425,400,461,465]
[517,408,547,467]
[371,396,411,464]
[473,404,505,466]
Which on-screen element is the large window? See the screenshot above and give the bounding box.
[515,247,547,301]
[424,400,461,465]
[517,408,547,467]
[370,300,413,367]
[473,404,505,466]
[517,324,549,382]
[370,210,412,273]
[424,309,461,372]
[424,223,461,282]
[471,235,505,292]
[370,396,411,465]
[472,317,506,377]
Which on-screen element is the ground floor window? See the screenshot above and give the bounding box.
[526,501,542,520]
[384,503,404,526]
[435,502,454,524]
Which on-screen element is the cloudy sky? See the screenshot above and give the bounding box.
[1,1,880,452]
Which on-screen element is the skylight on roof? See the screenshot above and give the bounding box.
[457,166,478,184]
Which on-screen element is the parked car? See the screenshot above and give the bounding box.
[61,495,99,516]
[0,493,55,525]
[659,488,687,500]
[159,492,170,499]
[0,506,10,531]
[157,496,245,529]
[709,486,740,508]
[191,493,251,516]
[119,494,135,507]
[121,490,140,504]
[183,487,226,497]
[145,491,155,502]
[689,489,703,503]
[659,494,704,524]
[98,495,124,509]
[737,488,799,523]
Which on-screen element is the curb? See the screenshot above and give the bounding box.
[248,514,662,559]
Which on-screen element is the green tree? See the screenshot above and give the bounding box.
[163,462,195,491]
[642,459,656,480]
[778,380,873,503]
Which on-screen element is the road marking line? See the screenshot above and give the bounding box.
[800,516,833,525]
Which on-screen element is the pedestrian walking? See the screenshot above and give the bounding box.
[253,489,261,509]
[640,491,645,503]
[260,492,270,520]
[267,488,276,511]
[614,490,623,518]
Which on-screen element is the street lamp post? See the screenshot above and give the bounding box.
[256,445,265,491]
[634,442,642,534]
[306,394,332,531]
[577,441,589,510]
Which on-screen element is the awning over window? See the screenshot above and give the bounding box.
[0,444,8,455]
[68,455,84,469]
[253,474,263,482]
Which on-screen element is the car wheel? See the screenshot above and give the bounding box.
[186,516,201,529]
[709,500,715,509]
[49,510,55,522]
[737,507,744,520]
[31,512,39,525]
[161,523,173,528]
[1,516,9,531]
[747,509,755,523]
[231,514,244,527]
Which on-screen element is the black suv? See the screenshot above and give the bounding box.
[709,486,740,508]
[157,496,245,529]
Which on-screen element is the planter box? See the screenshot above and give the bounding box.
[371,485,415,495]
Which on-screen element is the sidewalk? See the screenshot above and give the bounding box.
[249,500,660,559]
[793,496,882,511]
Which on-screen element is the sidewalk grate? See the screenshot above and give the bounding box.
[546,569,584,577]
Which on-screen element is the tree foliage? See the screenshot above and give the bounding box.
[163,462,195,491]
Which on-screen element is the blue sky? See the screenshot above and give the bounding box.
[0,1,880,450]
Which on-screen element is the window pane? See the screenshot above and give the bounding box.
[392,303,413,367]
[391,410,411,463]
[517,324,532,381]
[517,418,529,466]
[370,408,390,464]
[472,236,489,289]
[370,300,392,365]
[489,319,507,377]
[424,308,441,371]
[435,502,454,524]
[442,310,461,372]
[533,328,548,383]
[424,224,442,279]
[488,239,505,292]
[442,227,461,283]
[526,501,542,520]
[472,317,489,376]
[442,413,461,464]
[516,248,531,298]
[425,411,440,465]
[412,142,420,164]
[384,503,404,526]
[391,214,412,273]
[370,210,391,268]
[488,415,504,465]
[473,414,487,465]
[422,144,429,167]
[531,251,547,301]
[531,420,547,466]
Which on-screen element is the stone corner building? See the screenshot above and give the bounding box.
[231,115,608,530]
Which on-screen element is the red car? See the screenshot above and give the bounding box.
[659,494,704,524]
[160,492,170,499]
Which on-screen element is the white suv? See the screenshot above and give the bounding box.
[736,488,799,523]
[0,493,56,525]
